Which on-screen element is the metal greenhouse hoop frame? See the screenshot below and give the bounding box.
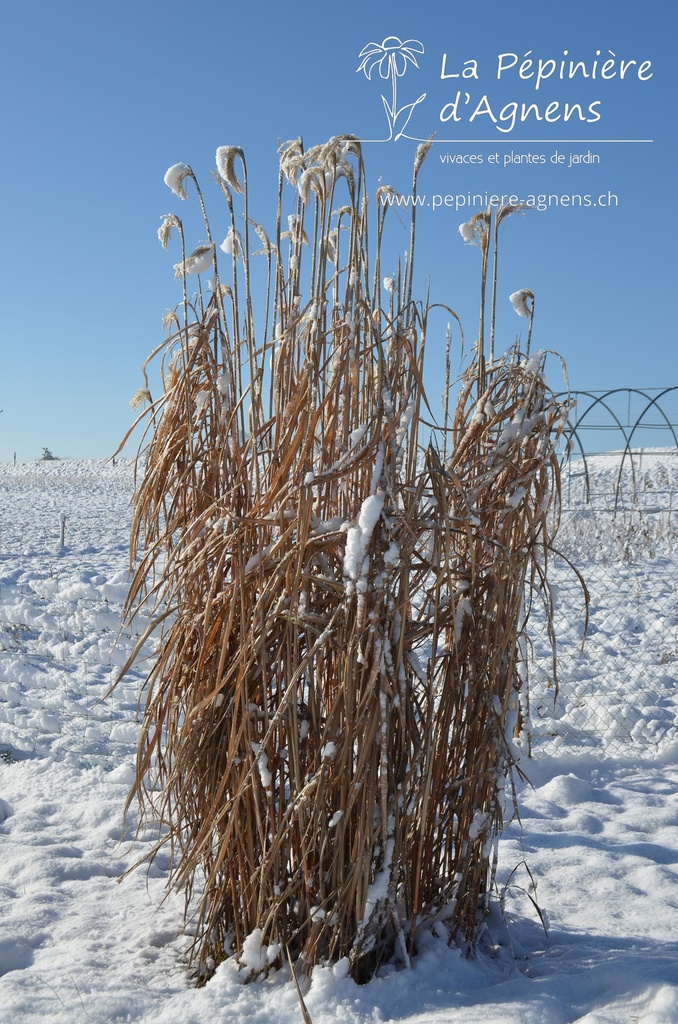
[557,387,678,509]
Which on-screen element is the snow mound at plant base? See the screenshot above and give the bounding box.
[0,459,677,1023]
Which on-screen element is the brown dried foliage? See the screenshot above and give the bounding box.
[118,137,568,982]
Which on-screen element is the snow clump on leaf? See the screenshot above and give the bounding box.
[173,242,215,278]
[163,162,192,200]
[509,289,534,318]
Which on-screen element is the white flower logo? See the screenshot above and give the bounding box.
[357,37,426,141]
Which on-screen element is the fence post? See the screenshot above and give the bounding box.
[60,513,66,549]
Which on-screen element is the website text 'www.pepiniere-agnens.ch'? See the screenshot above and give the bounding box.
[380,191,619,213]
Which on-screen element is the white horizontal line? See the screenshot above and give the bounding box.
[360,138,653,144]
[438,139,654,144]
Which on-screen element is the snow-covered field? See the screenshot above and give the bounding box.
[1,456,677,1024]
[527,450,678,759]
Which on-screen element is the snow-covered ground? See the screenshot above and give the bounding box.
[1,456,677,1024]
[527,450,678,760]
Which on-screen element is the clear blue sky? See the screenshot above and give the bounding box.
[0,0,674,460]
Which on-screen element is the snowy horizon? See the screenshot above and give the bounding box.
[0,454,677,1023]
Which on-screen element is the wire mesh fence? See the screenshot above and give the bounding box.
[525,545,678,757]
[525,412,678,758]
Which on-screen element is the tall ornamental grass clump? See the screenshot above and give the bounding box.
[118,136,568,982]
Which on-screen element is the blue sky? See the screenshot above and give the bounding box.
[0,0,674,460]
